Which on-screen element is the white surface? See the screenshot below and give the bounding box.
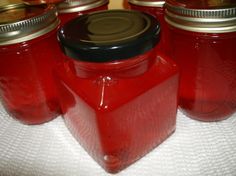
[0,102,236,176]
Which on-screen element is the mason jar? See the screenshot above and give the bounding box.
[56,10,179,173]
[165,0,236,121]
[0,3,62,124]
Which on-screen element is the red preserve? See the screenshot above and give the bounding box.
[165,0,236,121]
[56,10,179,173]
[0,4,62,124]
[57,0,109,25]
[128,0,167,51]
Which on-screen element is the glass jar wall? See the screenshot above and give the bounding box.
[0,4,62,124]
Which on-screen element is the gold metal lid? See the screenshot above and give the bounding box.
[0,4,59,45]
[166,0,236,9]
[165,2,236,33]
[0,0,23,7]
[128,0,165,8]
[57,0,109,13]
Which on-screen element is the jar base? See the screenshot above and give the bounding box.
[180,107,235,122]
[3,99,61,125]
[82,126,176,174]
[178,96,236,122]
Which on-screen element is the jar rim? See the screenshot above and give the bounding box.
[0,4,59,45]
[58,10,160,63]
[23,0,64,5]
[128,0,165,8]
[57,0,109,13]
[165,2,236,33]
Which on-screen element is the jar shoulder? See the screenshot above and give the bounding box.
[54,56,178,112]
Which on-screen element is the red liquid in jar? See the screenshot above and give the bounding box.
[123,0,130,9]
[0,4,62,124]
[54,51,178,173]
[168,28,236,121]
[56,10,179,173]
[57,0,109,25]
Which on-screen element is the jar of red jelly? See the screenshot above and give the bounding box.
[128,0,167,52]
[0,3,62,124]
[165,0,236,121]
[56,10,179,173]
[57,0,109,25]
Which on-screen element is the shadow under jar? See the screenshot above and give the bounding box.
[57,0,109,25]
[56,10,179,173]
[0,3,62,124]
[165,0,236,121]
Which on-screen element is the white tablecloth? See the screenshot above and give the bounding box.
[0,102,236,176]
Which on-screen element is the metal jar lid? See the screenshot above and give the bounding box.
[0,0,23,7]
[57,0,109,13]
[128,0,165,8]
[0,4,59,45]
[165,2,236,33]
[58,10,160,62]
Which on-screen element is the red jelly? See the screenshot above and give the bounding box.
[128,0,167,51]
[165,1,236,121]
[0,4,62,124]
[56,10,178,173]
[57,0,109,25]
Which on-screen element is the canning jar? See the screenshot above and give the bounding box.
[165,0,236,121]
[57,0,109,25]
[56,10,179,173]
[128,0,167,51]
[0,3,62,124]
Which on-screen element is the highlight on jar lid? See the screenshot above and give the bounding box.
[0,4,59,45]
[0,0,23,7]
[57,0,109,13]
[58,10,160,62]
[128,0,165,8]
[22,0,65,5]
[165,0,236,33]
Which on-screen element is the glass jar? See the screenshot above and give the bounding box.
[128,0,166,51]
[57,0,109,25]
[56,10,179,173]
[0,3,62,124]
[165,0,236,121]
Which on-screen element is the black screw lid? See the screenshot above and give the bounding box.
[58,10,160,62]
